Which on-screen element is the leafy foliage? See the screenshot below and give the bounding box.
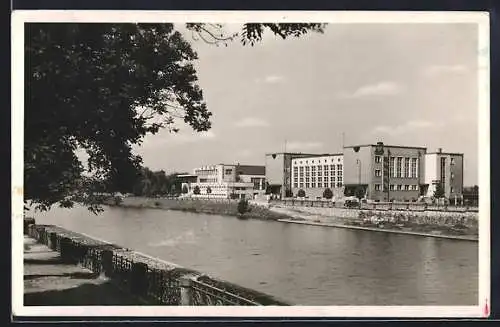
[206,186,212,194]
[237,199,249,215]
[25,23,325,213]
[229,193,239,200]
[193,186,201,195]
[323,188,333,199]
[355,186,366,200]
[132,167,185,197]
[297,189,306,198]
[433,182,445,199]
[25,23,210,212]
[186,23,326,47]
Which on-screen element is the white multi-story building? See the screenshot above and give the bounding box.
[291,154,344,199]
[182,164,266,199]
[424,148,464,202]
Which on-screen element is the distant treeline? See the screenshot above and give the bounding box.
[131,167,187,197]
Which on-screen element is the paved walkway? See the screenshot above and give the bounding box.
[24,236,139,305]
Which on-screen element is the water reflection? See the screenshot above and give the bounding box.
[31,205,478,305]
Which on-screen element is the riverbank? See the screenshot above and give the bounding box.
[108,196,478,241]
[270,206,478,241]
[108,196,291,221]
[277,219,478,242]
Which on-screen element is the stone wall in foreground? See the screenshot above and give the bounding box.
[25,221,291,306]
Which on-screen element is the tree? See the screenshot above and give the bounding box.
[265,182,272,195]
[433,182,445,199]
[297,189,306,198]
[182,185,189,194]
[193,185,201,195]
[25,23,325,213]
[237,199,249,215]
[206,186,212,195]
[323,188,333,200]
[355,186,365,200]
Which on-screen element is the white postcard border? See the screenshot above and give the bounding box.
[11,10,490,318]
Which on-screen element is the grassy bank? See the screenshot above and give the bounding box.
[107,196,291,221]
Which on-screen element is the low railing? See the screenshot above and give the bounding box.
[183,276,261,306]
[25,221,290,306]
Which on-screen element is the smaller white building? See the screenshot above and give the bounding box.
[182,163,266,199]
[424,149,464,202]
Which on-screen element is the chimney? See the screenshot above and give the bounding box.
[438,148,442,153]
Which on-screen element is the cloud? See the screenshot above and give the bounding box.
[423,65,467,77]
[338,81,403,98]
[233,117,270,128]
[372,120,441,136]
[141,130,216,148]
[236,149,253,157]
[255,75,285,84]
[286,141,323,151]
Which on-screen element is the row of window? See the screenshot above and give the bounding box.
[384,157,419,178]
[195,169,217,176]
[373,184,420,191]
[293,182,343,189]
[293,164,343,171]
[294,176,342,182]
[293,158,342,165]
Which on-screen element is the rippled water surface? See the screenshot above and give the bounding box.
[32,205,478,305]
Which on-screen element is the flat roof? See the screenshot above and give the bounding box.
[265,152,320,155]
[426,152,464,156]
[291,153,343,159]
[343,144,427,150]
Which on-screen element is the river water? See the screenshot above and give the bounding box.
[32,205,478,305]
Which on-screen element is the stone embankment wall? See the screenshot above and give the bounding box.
[24,220,290,306]
[277,205,478,228]
[112,196,290,220]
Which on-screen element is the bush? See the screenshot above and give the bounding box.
[323,188,333,199]
[297,189,306,198]
[206,186,212,194]
[193,186,201,195]
[355,186,365,200]
[237,199,249,215]
[229,193,239,200]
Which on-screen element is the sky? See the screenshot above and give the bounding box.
[133,23,480,186]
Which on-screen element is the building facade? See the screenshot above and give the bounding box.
[424,149,464,202]
[343,142,426,202]
[183,164,266,199]
[291,154,344,199]
[265,152,321,197]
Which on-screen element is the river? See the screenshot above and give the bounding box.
[31,205,478,305]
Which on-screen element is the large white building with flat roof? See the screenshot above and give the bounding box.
[291,154,344,199]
